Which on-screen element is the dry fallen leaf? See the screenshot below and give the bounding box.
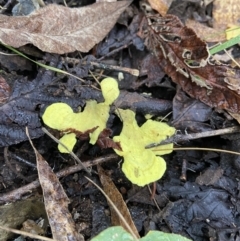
[28,129,84,241]
[0,198,46,241]
[139,6,240,118]
[185,19,226,42]
[0,76,11,105]
[147,0,173,16]
[0,1,131,54]
[97,165,140,238]
[21,219,45,236]
[213,0,240,30]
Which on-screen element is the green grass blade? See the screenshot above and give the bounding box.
[209,35,240,55]
[0,43,85,83]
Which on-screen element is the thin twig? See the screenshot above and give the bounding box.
[224,48,240,68]
[147,184,160,211]
[90,61,139,76]
[4,147,31,182]
[0,226,55,241]
[98,42,133,61]
[64,57,139,76]
[146,126,240,148]
[0,0,11,14]
[85,176,139,240]
[42,127,91,175]
[0,154,118,204]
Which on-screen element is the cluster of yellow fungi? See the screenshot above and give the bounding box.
[42,77,175,186]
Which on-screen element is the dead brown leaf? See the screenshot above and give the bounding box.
[0,1,131,54]
[28,129,84,241]
[97,128,122,151]
[185,19,226,42]
[0,198,46,241]
[172,89,212,132]
[195,167,223,186]
[138,5,240,117]
[97,165,140,238]
[147,0,173,16]
[21,219,45,236]
[0,76,11,105]
[213,0,240,30]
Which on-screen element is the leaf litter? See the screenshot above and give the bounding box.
[138,4,240,118]
[97,165,140,238]
[0,1,131,54]
[0,1,240,241]
[27,129,84,241]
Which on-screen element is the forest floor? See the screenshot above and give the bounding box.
[0,0,240,241]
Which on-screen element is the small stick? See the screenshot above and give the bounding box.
[148,183,161,211]
[98,43,132,61]
[42,127,91,175]
[85,176,139,240]
[90,61,139,76]
[146,126,240,148]
[180,159,187,182]
[0,154,118,204]
[4,147,31,182]
[10,153,37,168]
[0,0,11,13]
[63,57,139,76]
[0,226,54,241]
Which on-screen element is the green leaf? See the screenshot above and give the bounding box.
[91,226,192,241]
[91,226,134,241]
[1,43,86,83]
[142,230,192,241]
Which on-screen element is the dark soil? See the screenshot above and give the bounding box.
[0,1,240,241]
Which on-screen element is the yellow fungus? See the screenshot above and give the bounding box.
[58,133,77,153]
[42,77,119,152]
[225,25,240,40]
[113,109,175,186]
[42,77,175,186]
